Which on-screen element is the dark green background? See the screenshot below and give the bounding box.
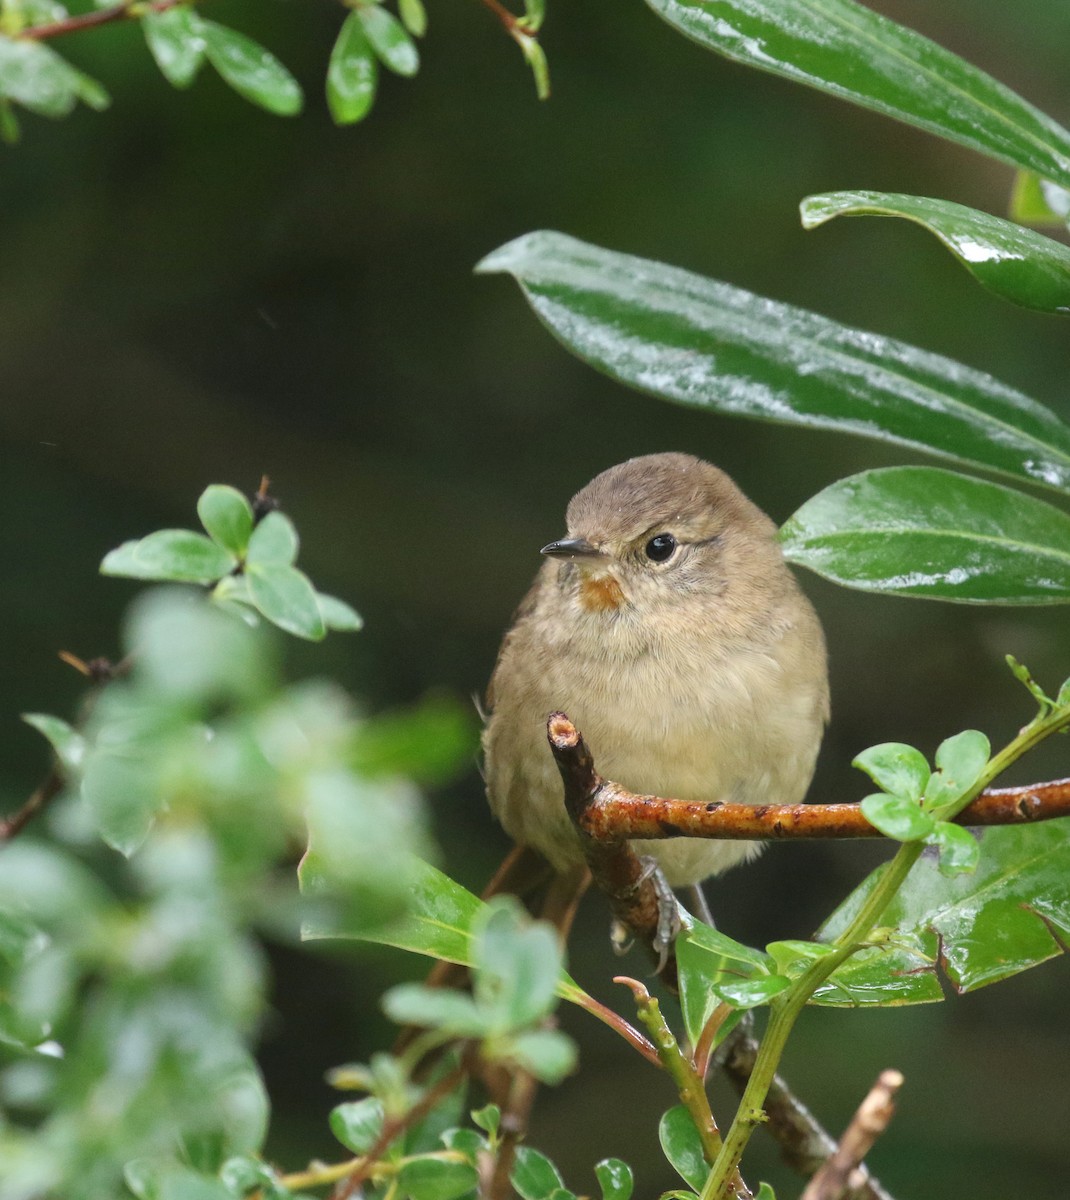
[2,0,1069,1195]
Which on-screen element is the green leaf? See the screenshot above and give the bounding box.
[932,730,991,805]
[0,36,108,117]
[470,1103,500,1138]
[658,1106,708,1192]
[765,939,834,979]
[802,191,1070,315]
[676,920,769,1044]
[329,1097,384,1154]
[502,1028,577,1084]
[852,742,929,800]
[755,1185,777,1200]
[644,0,1070,189]
[396,1156,480,1200]
[380,983,488,1036]
[358,4,419,77]
[327,11,378,125]
[352,694,474,785]
[143,5,206,89]
[247,564,326,640]
[477,233,1070,495]
[473,897,562,1030]
[303,858,484,964]
[245,511,299,566]
[716,975,792,1008]
[317,592,364,632]
[201,21,302,116]
[594,1159,633,1200]
[1008,171,1067,228]
[0,909,48,967]
[81,750,160,856]
[512,1146,564,1200]
[0,98,20,144]
[926,822,981,877]
[860,793,935,842]
[102,529,236,585]
[822,821,1070,992]
[781,467,1070,603]
[197,485,254,556]
[22,712,86,775]
[518,34,550,102]
[399,0,428,38]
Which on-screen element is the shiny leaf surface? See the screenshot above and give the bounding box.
[781,467,1070,603]
[358,4,419,77]
[142,6,206,89]
[658,1106,708,1192]
[645,0,1070,188]
[821,822,1070,992]
[853,742,930,800]
[802,191,1070,314]
[327,12,378,125]
[0,36,109,117]
[201,21,302,116]
[246,563,326,640]
[477,232,1070,494]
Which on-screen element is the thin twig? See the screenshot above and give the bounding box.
[722,1031,896,1200]
[330,1061,469,1200]
[0,768,63,842]
[19,0,181,42]
[546,711,679,986]
[799,1069,904,1200]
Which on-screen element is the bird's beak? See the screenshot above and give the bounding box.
[540,536,604,560]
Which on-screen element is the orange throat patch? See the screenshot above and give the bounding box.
[578,573,625,612]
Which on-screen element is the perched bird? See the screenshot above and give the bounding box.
[482,452,829,891]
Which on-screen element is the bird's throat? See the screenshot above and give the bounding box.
[578,573,625,612]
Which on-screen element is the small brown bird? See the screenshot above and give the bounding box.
[482,452,829,890]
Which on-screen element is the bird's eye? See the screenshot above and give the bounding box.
[645,533,677,562]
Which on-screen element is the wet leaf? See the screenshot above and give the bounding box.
[594,1159,633,1200]
[860,793,935,842]
[716,974,792,1008]
[0,36,108,117]
[327,11,378,125]
[477,233,1070,494]
[781,467,1070,602]
[802,191,1070,315]
[358,4,419,77]
[644,0,1070,189]
[926,822,981,877]
[821,822,1070,992]
[853,742,930,800]
[201,21,302,116]
[143,5,206,89]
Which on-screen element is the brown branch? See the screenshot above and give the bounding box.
[330,1060,469,1200]
[19,0,181,42]
[799,1069,904,1200]
[547,712,679,987]
[0,768,63,842]
[546,714,1070,843]
[722,1032,896,1200]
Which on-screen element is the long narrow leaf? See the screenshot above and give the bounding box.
[477,231,1070,494]
[780,467,1070,603]
[645,0,1070,189]
[802,192,1070,315]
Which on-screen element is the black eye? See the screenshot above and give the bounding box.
[645,533,677,562]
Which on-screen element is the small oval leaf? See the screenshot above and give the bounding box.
[358,5,419,77]
[853,742,930,801]
[198,484,254,555]
[512,1146,564,1200]
[246,511,299,566]
[802,192,1070,315]
[246,563,326,640]
[594,1159,633,1200]
[781,467,1070,603]
[143,6,206,89]
[926,822,981,877]
[658,1105,708,1192]
[327,12,378,125]
[115,529,235,584]
[201,21,303,116]
[329,1097,384,1154]
[860,793,936,842]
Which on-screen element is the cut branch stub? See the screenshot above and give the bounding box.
[546,712,678,985]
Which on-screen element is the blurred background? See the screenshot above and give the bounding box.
[2,0,1070,1194]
